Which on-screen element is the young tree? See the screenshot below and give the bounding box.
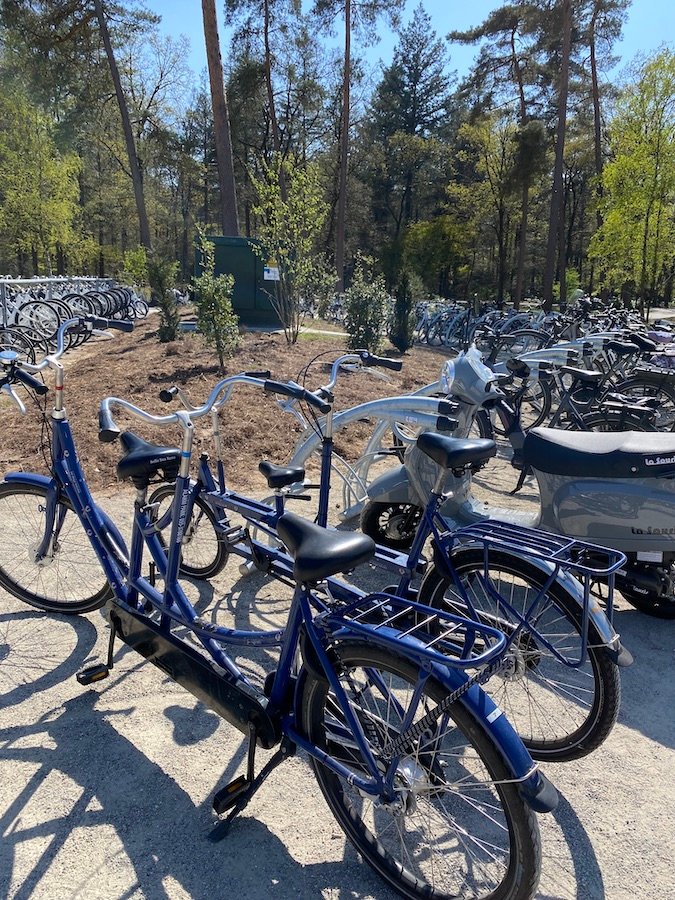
[193,227,239,367]
[250,154,330,343]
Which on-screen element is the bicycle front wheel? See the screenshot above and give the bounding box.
[419,550,621,762]
[0,482,112,613]
[301,642,541,900]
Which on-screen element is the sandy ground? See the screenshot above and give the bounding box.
[1,457,674,900]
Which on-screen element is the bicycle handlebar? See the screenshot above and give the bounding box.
[14,368,49,395]
[264,379,332,414]
[359,352,403,372]
[100,373,273,441]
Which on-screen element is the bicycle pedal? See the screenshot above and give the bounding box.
[76,664,110,685]
[213,776,251,815]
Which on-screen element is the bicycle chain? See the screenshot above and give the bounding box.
[383,658,508,760]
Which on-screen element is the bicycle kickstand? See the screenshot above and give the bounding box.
[211,720,296,832]
[76,614,119,685]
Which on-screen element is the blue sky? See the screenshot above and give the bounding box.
[145,0,675,84]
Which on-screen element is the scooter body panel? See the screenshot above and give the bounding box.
[535,471,675,553]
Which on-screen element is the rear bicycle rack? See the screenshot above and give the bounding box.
[450,519,626,578]
[318,592,507,672]
[446,519,627,663]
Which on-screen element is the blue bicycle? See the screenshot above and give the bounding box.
[0,317,558,899]
[146,352,630,762]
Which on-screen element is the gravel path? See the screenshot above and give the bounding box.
[0,481,674,900]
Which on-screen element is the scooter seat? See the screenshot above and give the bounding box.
[524,427,675,479]
[276,512,375,584]
[417,432,496,470]
[117,432,182,486]
[258,460,305,489]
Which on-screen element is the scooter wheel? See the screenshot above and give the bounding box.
[360,501,422,551]
[618,586,675,619]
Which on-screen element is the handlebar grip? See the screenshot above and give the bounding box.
[263,379,331,414]
[437,416,458,432]
[360,352,403,372]
[98,407,121,443]
[14,368,48,395]
[243,370,271,378]
[437,399,460,416]
[160,386,179,403]
[89,317,134,333]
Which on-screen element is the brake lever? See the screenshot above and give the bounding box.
[1,382,26,414]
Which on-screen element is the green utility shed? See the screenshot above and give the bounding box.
[198,236,282,327]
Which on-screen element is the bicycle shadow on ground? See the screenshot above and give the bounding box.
[0,605,98,710]
[610,607,675,750]
[0,691,390,900]
[539,790,606,900]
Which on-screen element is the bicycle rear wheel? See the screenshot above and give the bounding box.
[0,483,112,613]
[148,483,229,579]
[419,550,621,761]
[301,642,541,900]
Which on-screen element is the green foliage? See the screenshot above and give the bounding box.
[403,215,465,297]
[193,228,239,368]
[147,255,180,342]
[388,269,415,352]
[0,88,86,273]
[250,154,331,343]
[590,50,675,308]
[121,247,149,286]
[344,255,389,353]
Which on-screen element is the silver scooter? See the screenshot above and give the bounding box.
[363,347,675,618]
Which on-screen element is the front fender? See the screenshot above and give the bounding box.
[4,471,58,490]
[2,472,129,559]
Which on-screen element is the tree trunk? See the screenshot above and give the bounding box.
[589,4,607,298]
[262,0,287,199]
[201,0,240,236]
[335,0,351,292]
[542,0,572,311]
[93,0,151,250]
[511,26,528,310]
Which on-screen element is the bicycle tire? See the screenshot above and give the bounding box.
[612,375,675,431]
[563,410,656,432]
[418,549,621,761]
[301,641,541,899]
[0,482,112,613]
[148,484,229,579]
[494,379,552,437]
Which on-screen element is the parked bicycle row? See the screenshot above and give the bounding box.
[1,311,659,898]
[0,277,148,362]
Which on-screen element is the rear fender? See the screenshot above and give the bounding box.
[293,634,556,814]
[365,464,416,504]
[444,544,631,667]
[429,661,558,813]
